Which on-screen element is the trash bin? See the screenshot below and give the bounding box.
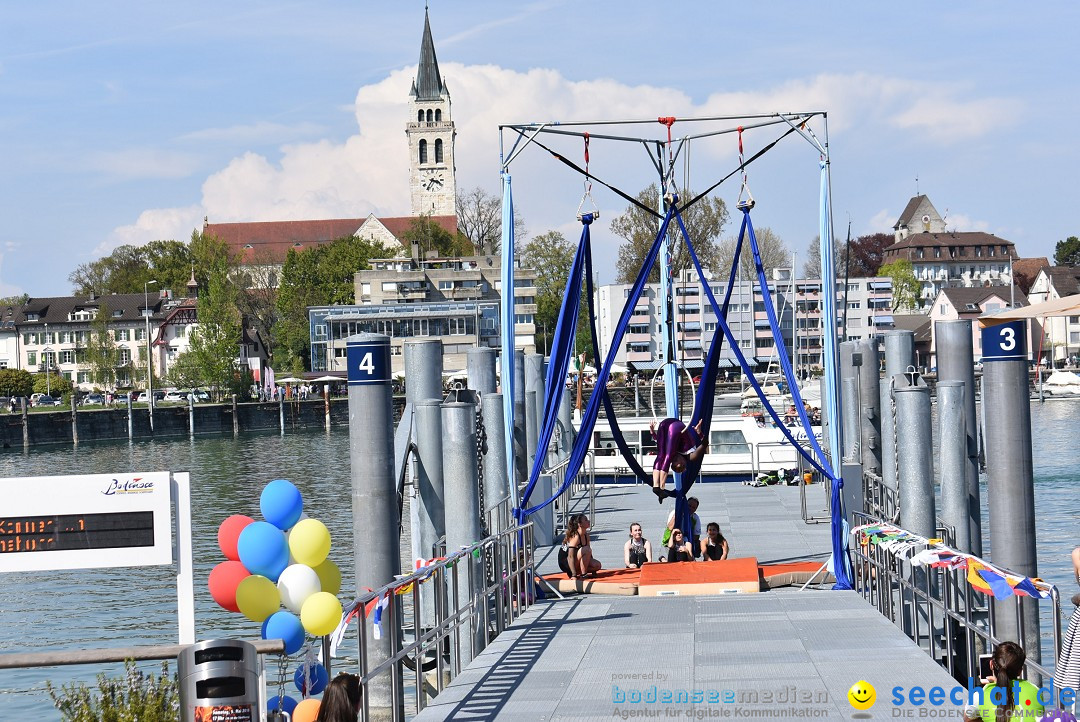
[178,639,260,722]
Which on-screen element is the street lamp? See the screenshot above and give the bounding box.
[145,280,158,429]
[43,346,52,399]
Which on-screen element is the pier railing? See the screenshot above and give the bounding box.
[347,522,536,721]
[850,512,1061,687]
[861,470,899,522]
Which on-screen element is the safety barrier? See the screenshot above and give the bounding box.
[862,470,899,523]
[349,523,535,721]
[850,511,1061,686]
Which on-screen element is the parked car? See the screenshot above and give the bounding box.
[80,393,105,406]
[113,392,129,403]
[163,390,188,403]
[33,395,62,407]
[189,389,210,403]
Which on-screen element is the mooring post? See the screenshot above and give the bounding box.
[525,390,538,472]
[841,376,859,462]
[127,394,133,440]
[481,392,509,533]
[881,330,915,494]
[981,320,1040,664]
[442,400,484,663]
[558,389,573,465]
[934,319,982,556]
[512,349,527,491]
[323,385,330,431]
[21,397,28,448]
[404,339,444,574]
[413,399,444,627]
[634,376,640,417]
[188,393,195,438]
[70,397,78,446]
[937,379,972,676]
[277,392,284,436]
[894,381,936,539]
[856,338,882,476]
[347,333,402,713]
[231,394,239,436]
[466,347,497,394]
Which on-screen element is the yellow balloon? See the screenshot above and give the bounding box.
[235,575,280,622]
[288,519,331,567]
[313,558,341,596]
[300,591,342,636]
[292,698,321,722]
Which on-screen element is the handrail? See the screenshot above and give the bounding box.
[0,639,286,670]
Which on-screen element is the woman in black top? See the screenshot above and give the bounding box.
[700,522,729,561]
[667,528,694,563]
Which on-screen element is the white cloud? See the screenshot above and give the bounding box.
[179,121,327,144]
[941,212,990,233]
[99,204,204,256]
[866,209,895,236]
[88,148,203,180]
[107,65,1021,258]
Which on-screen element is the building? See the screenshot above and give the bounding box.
[883,195,1018,309]
[204,8,459,277]
[926,285,1033,366]
[309,253,536,373]
[592,274,894,375]
[1026,266,1080,366]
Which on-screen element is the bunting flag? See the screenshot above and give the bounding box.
[853,521,1055,602]
[371,593,390,640]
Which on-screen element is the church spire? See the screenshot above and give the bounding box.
[410,8,446,101]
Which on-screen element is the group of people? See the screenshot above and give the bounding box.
[626,497,729,565]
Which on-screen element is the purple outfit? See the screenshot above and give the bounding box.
[653,418,700,471]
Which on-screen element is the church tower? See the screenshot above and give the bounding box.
[407,9,456,217]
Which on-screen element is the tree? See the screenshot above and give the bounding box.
[33,372,73,400]
[0,293,29,307]
[717,225,791,280]
[519,230,592,354]
[68,241,193,296]
[612,185,730,284]
[235,248,281,360]
[801,236,844,279]
[847,233,894,277]
[879,259,921,311]
[1054,236,1080,267]
[402,215,473,258]
[185,267,242,398]
[0,368,33,398]
[84,302,118,388]
[456,186,526,255]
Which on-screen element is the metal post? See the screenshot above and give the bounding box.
[937,382,969,551]
[841,376,859,462]
[633,376,640,417]
[442,401,484,664]
[524,353,545,430]
[856,338,882,476]
[323,386,330,431]
[512,349,527,491]
[525,390,538,472]
[894,383,936,538]
[127,394,133,440]
[405,339,444,404]
[414,400,444,627]
[982,321,1040,663]
[558,389,573,464]
[21,397,27,448]
[277,393,284,435]
[934,320,982,556]
[466,347,497,394]
[232,394,239,436]
[881,330,915,493]
[70,397,78,446]
[481,393,509,532]
[346,333,402,713]
[188,393,195,438]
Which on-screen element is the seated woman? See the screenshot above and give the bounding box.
[700,522,729,561]
[623,522,652,568]
[649,418,707,503]
[963,641,1043,721]
[558,514,602,579]
[666,528,694,563]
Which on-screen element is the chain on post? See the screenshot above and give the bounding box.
[275,654,288,709]
[475,402,487,536]
[890,378,900,524]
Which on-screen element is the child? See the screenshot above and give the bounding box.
[623,522,652,568]
[700,522,729,561]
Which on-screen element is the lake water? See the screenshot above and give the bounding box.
[0,402,1077,718]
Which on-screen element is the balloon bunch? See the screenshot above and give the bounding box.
[208,479,344,714]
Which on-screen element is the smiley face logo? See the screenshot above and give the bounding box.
[847,680,876,711]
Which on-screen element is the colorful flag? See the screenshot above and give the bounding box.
[372,593,390,640]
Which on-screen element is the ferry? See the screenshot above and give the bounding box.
[576,412,822,484]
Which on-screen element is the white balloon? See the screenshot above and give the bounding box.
[276,563,322,613]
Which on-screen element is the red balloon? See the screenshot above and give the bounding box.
[208,560,250,612]
[218,514,255,561]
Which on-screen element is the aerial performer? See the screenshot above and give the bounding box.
[649,417,707,503]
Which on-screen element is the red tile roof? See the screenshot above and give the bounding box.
[204,215,459,264]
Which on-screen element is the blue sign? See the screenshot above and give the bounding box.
[981,320,1027,362]
[346,339,390,385]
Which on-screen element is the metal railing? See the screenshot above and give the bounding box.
[862,469,899,523]
[850,511,1061,687]
[350,523,536,722]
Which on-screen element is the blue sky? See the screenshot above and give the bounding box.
[2,1,1079,297]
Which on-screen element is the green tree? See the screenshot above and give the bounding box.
[1054,236,1080,267]
[879,258,921,311]
[165,350,203,391]
[0,293,29,307]
[611,185,730,284]
[0,368,33,397]
[519,230,591,355]
[186,267,242,398]
[85,303,118,388]
[402,215,473,258]
[33,372,73,401]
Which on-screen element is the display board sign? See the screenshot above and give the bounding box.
[0,472,173,572]
[346,336,390,386]
[981,319,1027,363]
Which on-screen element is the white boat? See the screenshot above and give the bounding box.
[1043,370,1080,396]
[575,412,821,484]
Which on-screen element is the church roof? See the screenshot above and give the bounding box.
[204,215,458,264]
[411,9,446,101]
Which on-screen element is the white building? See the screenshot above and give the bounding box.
[1026,266,1080,366]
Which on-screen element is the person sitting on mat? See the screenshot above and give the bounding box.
[623,522,652,568]
[649,418,707,502]
[700,522,729,561]
[666,528,694,563]
[558,513,601,579]
[665,497,702,556]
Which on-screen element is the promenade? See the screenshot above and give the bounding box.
[414,482,963,721]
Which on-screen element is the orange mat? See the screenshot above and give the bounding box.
[539,559,832,596]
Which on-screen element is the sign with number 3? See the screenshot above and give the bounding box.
[981,320,1027,362]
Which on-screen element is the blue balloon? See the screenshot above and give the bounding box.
[293,661,329,695]
[237,521,289,581]
[267,694,298,716]
[263,611,306,656]
[261,479,303,530]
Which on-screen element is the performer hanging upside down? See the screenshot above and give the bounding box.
[649,418,707,503]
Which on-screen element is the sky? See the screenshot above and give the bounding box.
[2,1,1079,298]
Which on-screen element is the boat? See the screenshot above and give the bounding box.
[1041,370,1080,397]
[574,412,822,484]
